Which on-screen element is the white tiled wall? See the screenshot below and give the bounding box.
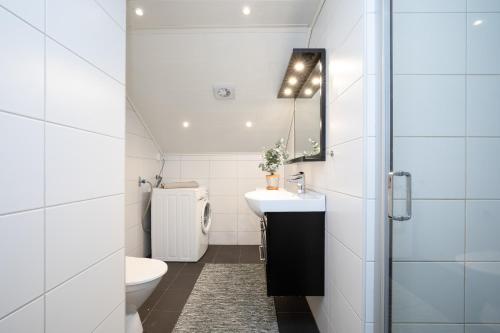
[392,0,500,331]
[0,0,125,331]
[125,100,163,257]
[284,0,382,332]
[164,153,282,245]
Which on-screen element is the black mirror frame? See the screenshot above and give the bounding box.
[285,48,326,164]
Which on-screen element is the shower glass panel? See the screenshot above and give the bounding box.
[390,1,500,332]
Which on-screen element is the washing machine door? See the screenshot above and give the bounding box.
[201,200,212,234]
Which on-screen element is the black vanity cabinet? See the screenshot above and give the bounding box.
[262,212,325,296]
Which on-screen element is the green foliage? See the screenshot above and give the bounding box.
[258,138,289,174]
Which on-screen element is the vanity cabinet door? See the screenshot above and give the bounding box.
[265,212,325,296]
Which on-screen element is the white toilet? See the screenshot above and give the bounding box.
[126,256,168,333]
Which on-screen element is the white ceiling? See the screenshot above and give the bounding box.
[127,0,321,30]
[126,0,322,153]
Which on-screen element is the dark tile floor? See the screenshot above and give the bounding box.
[139,245,319,333]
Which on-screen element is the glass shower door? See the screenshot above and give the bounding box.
[390,1,500,332]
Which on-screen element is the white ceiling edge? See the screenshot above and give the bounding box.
[127,26,311,35]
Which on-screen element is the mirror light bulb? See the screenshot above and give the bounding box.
[242,6,251,15]
[288,77,298,85]
[294,62,305,72]
[284,88,292,96]
[312,77,321,85]
[245,121,253,128]
[135,7,144,16]
[182,121,190,128]
[304,88,313,96]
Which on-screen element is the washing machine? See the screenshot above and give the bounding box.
[151,187,211,262]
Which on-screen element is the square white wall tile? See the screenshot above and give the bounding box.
[210,195,238,214]
[180,160,210,179]
[330,78,364,146]
[45,124,125,205]
[0,113,44,214]
[0,210,44,318]
[393,200,465,261]
[0,0,44,30]
[466,262,500,323]
[0,298,44,333]
[393,13,466,74]
[125,157,141,181]
[46,0,125,82]
[210,160,238,178]
[45,250,125,333]
[393,75,466,136]
[237,214,260,232]
[393,324,465,333]
[210,213,237,232]
[46,39,125,138]
[325,191,363,257]
[331,238,363,318]
[208,231,237,245]
[467,138,500,199]
[94,0,126,30]
[466,200,500,261]
[393,137,465,199]
[237,160,266,179]
[393,0,466,12]
[392,262,464,323]
[329,285,364,333]
[467,0,500,12]
[162,160,181,179]
[45,195,124,289]
[126,107,147,138]
[330,20,364,100]
[467,75,500,136]
[314,0,363,51]
[93,302,125,333]
[0,8,44,119]
[209,178,238,196]
[467,13,500,74]
[126,133,158,160]
[465,325,500,333]
[328,138,363,197]
[237,178,266,195]
[125,202,141,230]
[237,231,260,245]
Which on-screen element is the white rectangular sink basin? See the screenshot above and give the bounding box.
[244,189,326,218]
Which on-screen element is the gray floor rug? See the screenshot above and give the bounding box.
[173,264,279,333]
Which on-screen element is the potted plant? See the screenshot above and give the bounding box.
[259,138,289,190]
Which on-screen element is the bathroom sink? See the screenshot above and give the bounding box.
[244,189,326,217]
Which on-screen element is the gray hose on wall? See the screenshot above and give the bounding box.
[140,158,166,233]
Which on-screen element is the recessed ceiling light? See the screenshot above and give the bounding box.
[312,77,321,85]
[135,7,144,16]
[294,62,305,72]
[473,19,483,26]
[182,121,190,128]
[245,121,253,128]
[284,88,292,96]
[288,77,298,85]
[242,6,251,15]
[304,88,313,96]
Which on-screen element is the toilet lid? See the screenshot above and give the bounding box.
[126,256,168,286]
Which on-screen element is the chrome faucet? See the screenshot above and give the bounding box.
[287,172,306,194]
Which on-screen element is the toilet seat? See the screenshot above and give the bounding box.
[126,256,168,286]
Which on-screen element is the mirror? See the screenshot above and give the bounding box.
[278,49,326,163]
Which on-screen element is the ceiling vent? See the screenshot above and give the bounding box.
[213,85,235,100]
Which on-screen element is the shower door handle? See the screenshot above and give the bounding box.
[388,171,412,221]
